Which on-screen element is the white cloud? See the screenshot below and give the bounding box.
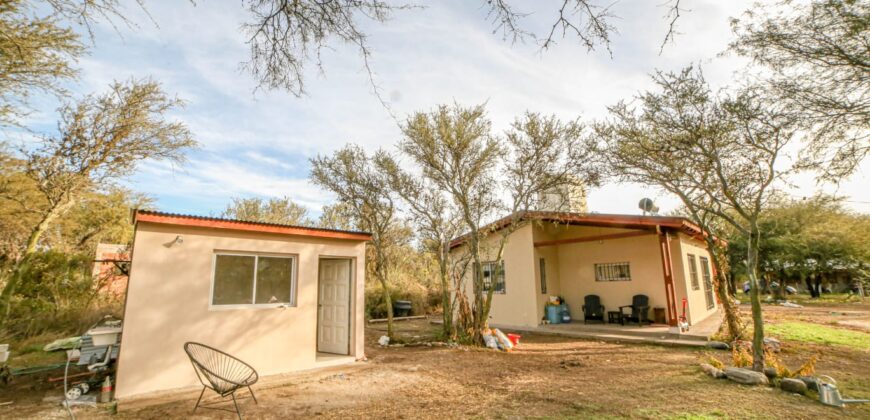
[24,0,866,216]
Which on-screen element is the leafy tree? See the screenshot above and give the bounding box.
[222,196,311,226]
[0,79,195,323]
[310,145,401,339]
[729,0,869,180]
[1,147,151,260]
[399,104,599,342]
[57,187,152,251]
[0,0,83,126]
[728,195,870,298]
[317,202,356,231]
[597,67,799,370]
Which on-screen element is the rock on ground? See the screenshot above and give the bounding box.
[706,341,730,350]
[764,367,778,379]
[725,367,770,386]
[763,337,782,353]
[781,378,808,394]
[797,376,820,392]
[700,363,726,379]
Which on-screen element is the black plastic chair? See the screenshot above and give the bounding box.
[184,342,259,419]
[619,294,651,326]
[582,295,605,324]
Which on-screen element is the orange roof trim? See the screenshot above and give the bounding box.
[133,210,372,241]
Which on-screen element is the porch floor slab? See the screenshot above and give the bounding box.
[496,310,723,348]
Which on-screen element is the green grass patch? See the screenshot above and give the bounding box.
[766,321,870,350]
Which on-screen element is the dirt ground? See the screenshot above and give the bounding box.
[2,302,868,419]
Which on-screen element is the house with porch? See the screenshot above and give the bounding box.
[450,212,719,331]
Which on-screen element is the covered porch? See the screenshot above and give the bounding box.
[529,220,686,329]
[496,309,722,347]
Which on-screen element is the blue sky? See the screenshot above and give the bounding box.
[15,0,869,216]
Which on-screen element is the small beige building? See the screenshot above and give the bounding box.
[115,210,370,401]
[451,212,719,329]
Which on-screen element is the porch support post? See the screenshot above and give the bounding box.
[658,228,678,326]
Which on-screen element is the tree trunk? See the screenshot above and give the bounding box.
[374,249,394,340]
[706,240,742,340]
[774,269,787,300]
[815,272,825,296]
[437,246,454,340]
[745,227,765,372]
[728,271,737,296]
[715,269,742,340]
[805,273,817,298]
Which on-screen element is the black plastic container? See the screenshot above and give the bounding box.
[392,300,412,317]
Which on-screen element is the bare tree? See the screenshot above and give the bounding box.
[399,104,599,342]
[310,145,401,339]
[377,154,463,340]
[729,0,869,181]
[596,67,799,370]
[241,0,410,99]
[242,1,687,98]
[0,78,195,321]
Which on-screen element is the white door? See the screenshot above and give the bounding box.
[317,259,351,355]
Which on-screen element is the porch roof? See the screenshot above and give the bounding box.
[449,211,707,249]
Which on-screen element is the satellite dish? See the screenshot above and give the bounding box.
[638,198,659,216]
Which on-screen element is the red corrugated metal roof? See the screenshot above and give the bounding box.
[132,210,372,241]
[449,211,711,248]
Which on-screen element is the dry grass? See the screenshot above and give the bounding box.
[2,303,869,419]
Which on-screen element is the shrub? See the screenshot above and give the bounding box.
[731,345,753,368]
[1,251,122,340]
[702,352,725,370]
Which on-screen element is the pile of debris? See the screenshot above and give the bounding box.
[482,328,519,352]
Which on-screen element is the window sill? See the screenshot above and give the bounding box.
[208,303,296,311]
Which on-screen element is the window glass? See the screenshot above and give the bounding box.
[688,254,700,290]
[255,257,293,304]
[213,255,255,305]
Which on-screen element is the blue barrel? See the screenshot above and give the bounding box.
[546,305,562,324]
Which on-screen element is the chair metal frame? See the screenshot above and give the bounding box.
[184,342,259,419]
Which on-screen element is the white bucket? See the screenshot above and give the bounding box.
[0,350,8,363]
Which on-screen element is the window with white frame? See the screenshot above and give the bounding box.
[212,253,297,307]
[687,254,700,290]
[594,262,631,282]
[475,261,505,294]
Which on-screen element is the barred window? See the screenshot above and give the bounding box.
[475,261,506,294]
[594,262,631,282]
[699,256,715,309]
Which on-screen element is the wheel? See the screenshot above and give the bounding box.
[78,382,90,394]
[66,386,82,400]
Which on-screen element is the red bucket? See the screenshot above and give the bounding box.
[506,333,521,346]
